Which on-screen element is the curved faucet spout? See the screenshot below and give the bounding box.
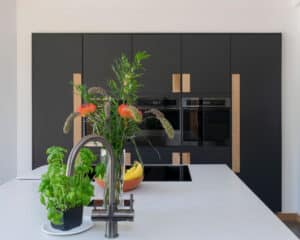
[66,135,115,210]
[65,134,133,239]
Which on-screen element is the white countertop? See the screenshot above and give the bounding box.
[0,165,297,240]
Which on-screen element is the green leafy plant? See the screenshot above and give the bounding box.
[39,146,96,224]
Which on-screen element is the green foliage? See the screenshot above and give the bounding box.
[63,112,80,134]
[39,146,96,225]
[63,51,174,179]
[157,117,174,139]
[144,108,174,139]
[74,84,91,103]
[95,162,106,179]
[72,52,150,162]
[109,51,150,104]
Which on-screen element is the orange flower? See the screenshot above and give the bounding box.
[118,104,142,122]
[118,104,131,118]
[77,103,96,117]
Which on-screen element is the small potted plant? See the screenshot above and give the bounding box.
[39,146,97,230]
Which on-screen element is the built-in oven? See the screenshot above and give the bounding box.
[182,97,231,146]
[136,98,181,146]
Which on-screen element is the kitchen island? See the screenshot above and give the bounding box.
[0,165,296,240]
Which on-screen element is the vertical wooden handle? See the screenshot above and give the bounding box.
[232,73,240,173]
[172,73,181,93]
[182,152,191,165]
[73,73,82,145]
[125,152,131,165]
[172,152,181,165]
[182,73,191,93]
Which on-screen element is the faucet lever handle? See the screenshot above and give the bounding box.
[130,194,134,212]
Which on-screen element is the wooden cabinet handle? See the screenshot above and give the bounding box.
[172,152,181,165]
[182,152,191,165]
[73,73,82,145]
[172,73,181,93]
[232,73,240,173]
[125,152,131,165]
[182,73,191,93]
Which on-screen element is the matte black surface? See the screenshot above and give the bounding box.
[83,34,131,88]
[32,34,82,169]
[181,146,231,166]
[125,145,231,166]
[142,165,192,182]
[231,34,282,212]
[125,145,175,164]
[182,34,230,97]
[132,34,181,98]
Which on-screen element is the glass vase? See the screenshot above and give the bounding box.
[103,149,125,207]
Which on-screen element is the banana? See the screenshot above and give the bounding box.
[124,162,143,181]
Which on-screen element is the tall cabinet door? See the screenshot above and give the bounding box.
[132,34,181,98]
[182,34,230,97]
[231,34,282,212]
[32,34,83,169]
[83,34,131,88]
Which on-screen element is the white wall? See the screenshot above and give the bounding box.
[295,4,300,214]
[16,0,300,212]
[284,4,300,213]
[0,0,17,184]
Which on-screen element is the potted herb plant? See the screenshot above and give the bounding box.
[63,51,174,205]
[39,146,97,230]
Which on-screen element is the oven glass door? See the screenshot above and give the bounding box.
[85,108,180,146]
[183,108,203,145]
[203,107,230,146]
[139,108,180,146]
[141,109,180,130]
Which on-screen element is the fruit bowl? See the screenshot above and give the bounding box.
[95,161,143,192]
[95,176,143,192]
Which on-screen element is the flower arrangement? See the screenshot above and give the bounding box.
[39,51,174,228]
[62,51,174,201]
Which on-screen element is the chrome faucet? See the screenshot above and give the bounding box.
[66,135,134,238]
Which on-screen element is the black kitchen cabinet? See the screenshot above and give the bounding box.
[32,33,282,213]
[182,34,230,97]
[83,34,131,88]
[231,34,282,212]
[125,146,173,165]
[132,34,181,98]
[180,146,231,165]
[32,34,83,169]
[125,145,231,166]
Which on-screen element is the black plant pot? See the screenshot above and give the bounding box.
[51,206,83,231]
